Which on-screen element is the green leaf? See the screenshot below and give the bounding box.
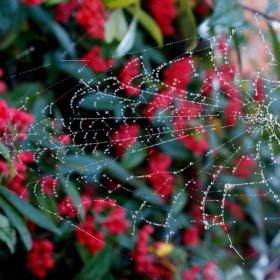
[126,7,163,46]
[232,28,242,76]
[57,60,96,82]
[177,0,197,51]
[266,0,278,14]
[28,6,76,58]
[134,186,164,207]
[170,188,188,215]
[121,143,146,169]
[75,242,91,263]
[0,142,10,160]
[102,0,139,8]
[79,92,121,111]
[74,248,113,280]
[0,196,31,251]
[115,15,137,56]
[0,213,16,253]
[45,0,67,5]
[268,23,280,81]
[59,176,85,220]
[209,0,244,27]
[0,186,60,234]
[105,9,128,43]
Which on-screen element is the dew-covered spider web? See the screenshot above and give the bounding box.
[3,13,280,279]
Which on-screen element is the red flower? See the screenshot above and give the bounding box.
[76,0,106,39]
[17,151,34,163]
[59,133,72,145]
[183,226,200,246]
[254,78,265,103]
[75,214,105,254]
[194,0,212,16]
[234,156,255,178]
[119,57,141,96]
[0,100,9,130]
[112,123,139,157]
[143,89,174,119]
[26,240,54,278]
[182,266,200,280]
[81,46,114,73]
[102,207,130,235]
[227,201,244,220]
[173,101,208,156]
[55,0,77,23]
[202,262,219,280]
[148,0,176,36]
[147,151,174,201]
[40,176,59,196]
[163,57,193,90]
[20,0,45,5]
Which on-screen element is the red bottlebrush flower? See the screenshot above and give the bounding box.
[148,0,176,36]
[163,57,193,90]
[254,78,265,103]
[17,151,34,163]
[20,0,45,5]
[143,89,174,119]
[26,240,54,278]
[81,46,114,73]
[40,176,59,196]
[234,156,255,178]
[59,133,71,145]
[119,57,141,96]
[0,80,6,94]
[76,0,106,39]
[55,0,77,23]
[112,123,139,157]
[93,197,115,213]
[183,226,200,246]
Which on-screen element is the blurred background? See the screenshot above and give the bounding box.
[1,0,280,279]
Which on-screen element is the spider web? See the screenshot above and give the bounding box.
[2,13,280,279]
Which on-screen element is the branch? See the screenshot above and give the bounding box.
[240,4,280,23]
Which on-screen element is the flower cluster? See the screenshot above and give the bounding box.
[133,225,172,279]
[40,176,59,196]
[75,215,105,254]
[119,57,141,96]
[173,101,208,156]
[183,226,200,246]
[76,0,106,39]
[112,123,140,157]
[26,240,54,278]
[148,0,177,36]
[147,149,175,201]
[81,46,115,73]
[163,57,193,90]
[73,198,129,254]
